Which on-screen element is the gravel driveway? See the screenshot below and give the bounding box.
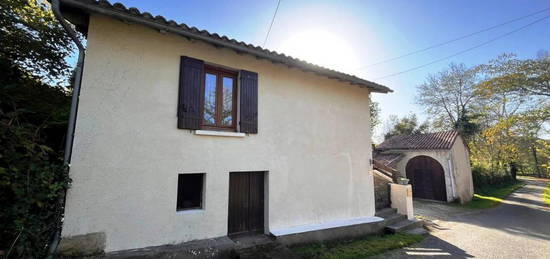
[375,178,550,259]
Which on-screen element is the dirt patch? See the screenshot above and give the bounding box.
[414,200,471,221]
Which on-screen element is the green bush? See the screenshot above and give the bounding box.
[0,60,71,258]
[1,0,75,256]
[471,164,515,190]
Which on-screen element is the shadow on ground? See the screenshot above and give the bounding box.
[372,235,474,258]
[376,178,550,258]
[442,179,550,241]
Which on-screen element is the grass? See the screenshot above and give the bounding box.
[458,181,526,209]
[291,233,425,259]
[544,183,550,206]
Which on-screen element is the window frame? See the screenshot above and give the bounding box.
[201,65,238,131]
[176,173,205,211]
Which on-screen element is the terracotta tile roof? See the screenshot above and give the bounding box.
[373,152,403,169]
[377,130,459,151]
[373,152,402,181]
[58,0,392,93]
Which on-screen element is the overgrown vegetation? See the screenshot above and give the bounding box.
[471,165,516,189]
[0,0,75,257]
[544,183,550,206]
[458,180,525,209]
[291,233,425,259]
[382,114,430,140]
[413,52,549,183]
[379,51,549,184]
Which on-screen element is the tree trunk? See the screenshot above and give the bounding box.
[509,162,517,180]
[531,145,542,178]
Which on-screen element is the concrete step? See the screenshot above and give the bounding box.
[382,213,408,227]
[386,219,423,234]
[405,227,428,235]
[375,208,398,218]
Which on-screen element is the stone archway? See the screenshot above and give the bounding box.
[406,155,447,201]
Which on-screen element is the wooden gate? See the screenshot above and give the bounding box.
[228,172,264,235]
[406,156,447,201]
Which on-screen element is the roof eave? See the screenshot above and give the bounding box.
[377,147,452,152]
[58,0,393,93]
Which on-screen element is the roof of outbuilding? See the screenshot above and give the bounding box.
[58,0,392,93]
[377,130,460,151]
[373,152,404,168]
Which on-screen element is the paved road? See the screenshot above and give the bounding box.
[377,178,550,259]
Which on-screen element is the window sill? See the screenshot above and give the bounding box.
[194,130,245,138]
[176,209,204,215]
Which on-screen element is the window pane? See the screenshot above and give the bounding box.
[203,73,217,125]
[221,77,233,126]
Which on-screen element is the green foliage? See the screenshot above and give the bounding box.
[458,180,525,209]
[0,58,72,258]
[0,0,74,82]
[0,0,76,257]
[543,183,550,206]
[291,233,425,259]
[370,101,381,133]
[477,53,549,97]
[471,165,515,189]
[416,63,481,131]
[453,112,480,140]
[417,52,550,182]
[384,114,430,140]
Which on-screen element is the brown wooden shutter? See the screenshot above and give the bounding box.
[239,70,258,133]
[177,56,204,129]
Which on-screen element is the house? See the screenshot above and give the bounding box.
[374,130,474,203]
[54,0,394,255]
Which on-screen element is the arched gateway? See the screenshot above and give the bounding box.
[406,156,447,201]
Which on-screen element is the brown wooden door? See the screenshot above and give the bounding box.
[406,156,447,201]
[228,172,264,235]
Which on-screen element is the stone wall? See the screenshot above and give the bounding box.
[373,170,392,210]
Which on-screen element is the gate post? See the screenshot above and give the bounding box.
[390,183,414,220]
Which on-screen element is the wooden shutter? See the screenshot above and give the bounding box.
[239,70,258,133]
[177,56,204,129]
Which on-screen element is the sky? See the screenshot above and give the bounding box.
[108,0,549,141]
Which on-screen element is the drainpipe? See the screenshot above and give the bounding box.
[48,0,86,257]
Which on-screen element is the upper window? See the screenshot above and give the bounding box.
[202,65,237,131]
[177,56,258,133]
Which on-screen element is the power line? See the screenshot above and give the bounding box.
[373,14,550,81]
[355,7,550,71]
[262,0,281,48]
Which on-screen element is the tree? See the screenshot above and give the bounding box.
[467,53,550,181]
[453,112,480,140]
[477,52,549,98]
[417,63,482,132]
[383,114,430,140]
[0,0,75,257]
[370,101,381,133]
[0,0,74,82]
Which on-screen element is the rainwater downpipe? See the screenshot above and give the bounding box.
[48,0,86,257]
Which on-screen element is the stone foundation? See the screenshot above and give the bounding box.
[58,232,106,256]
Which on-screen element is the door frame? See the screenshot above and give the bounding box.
[405,156,447,201]
[227,171,268,236]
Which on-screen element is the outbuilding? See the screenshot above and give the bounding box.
[374,130,474,203]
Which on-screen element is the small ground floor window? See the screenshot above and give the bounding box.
[177,173,205,211]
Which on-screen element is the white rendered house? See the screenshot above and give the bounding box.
[55,0,393,254]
